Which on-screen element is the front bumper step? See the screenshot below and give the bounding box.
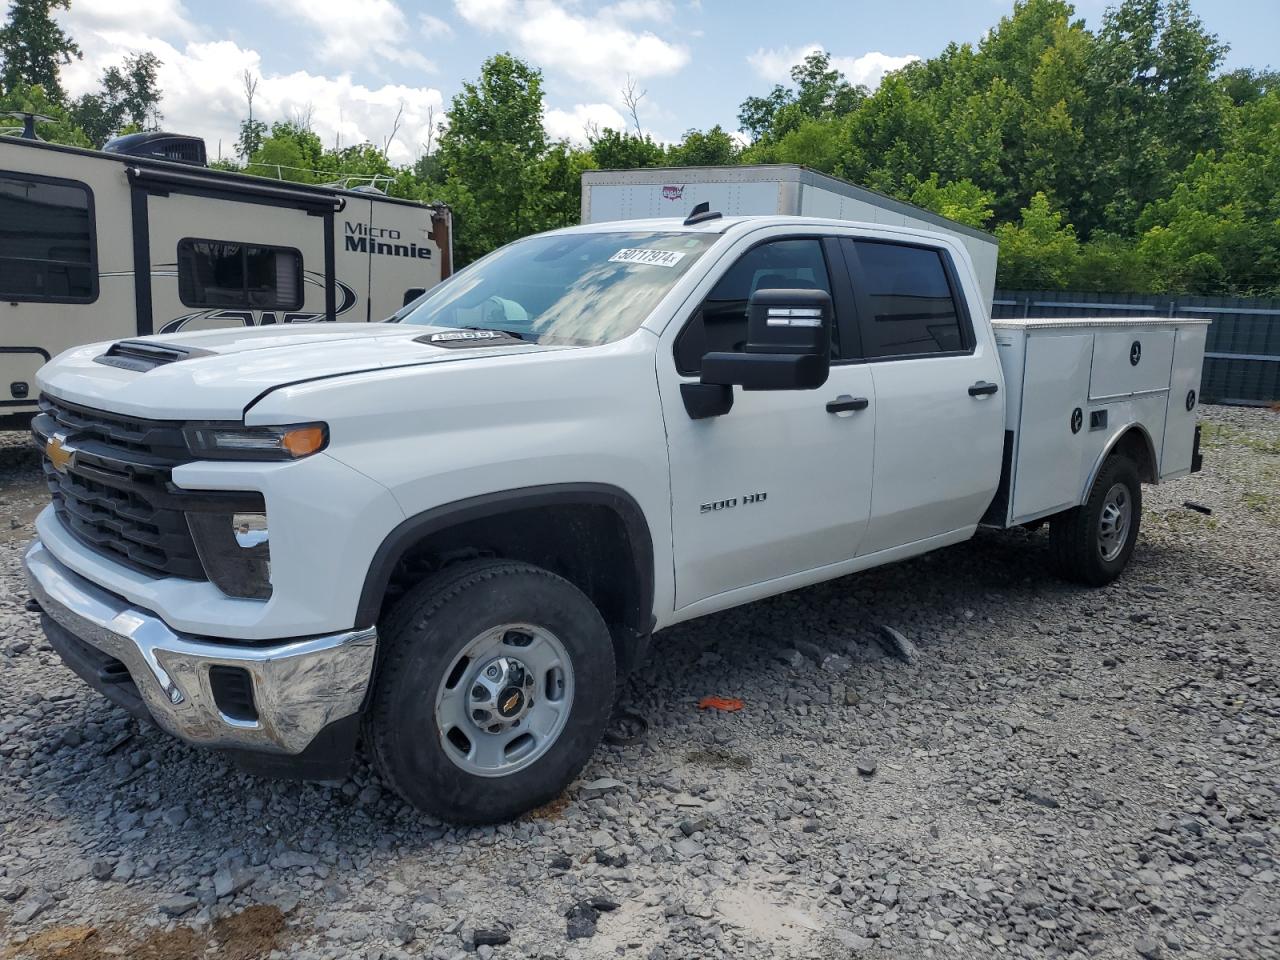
[23,538,377,758]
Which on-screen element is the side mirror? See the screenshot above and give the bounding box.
[701,288,832,391]
[403,287,427,306]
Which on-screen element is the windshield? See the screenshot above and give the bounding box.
[394,231,717,345]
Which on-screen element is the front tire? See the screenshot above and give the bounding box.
[368,559,615,823]
[1049,454,1142,586]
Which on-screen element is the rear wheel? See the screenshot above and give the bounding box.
[1049,454,1142,586]
[368,559,615,823]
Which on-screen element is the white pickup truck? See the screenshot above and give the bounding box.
[24,210,1207,823]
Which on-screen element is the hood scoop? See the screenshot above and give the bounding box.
[415,329,525,349]
[95,340,213,372]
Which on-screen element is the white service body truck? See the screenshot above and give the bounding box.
[23,211,1206,822]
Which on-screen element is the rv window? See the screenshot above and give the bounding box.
[178,239,303,310]
[0,173,97,303]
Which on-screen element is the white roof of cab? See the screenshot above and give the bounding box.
[550,214,967,245]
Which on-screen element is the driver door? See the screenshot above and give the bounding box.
[657,233,876,611]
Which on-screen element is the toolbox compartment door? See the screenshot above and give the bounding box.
[1161,323,1209,478]
[1010,334,1093,522]
[1089,329,1175,400]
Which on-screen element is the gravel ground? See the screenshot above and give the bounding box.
[0,406,1277,960]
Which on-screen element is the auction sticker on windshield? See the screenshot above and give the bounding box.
[609,248,687,268]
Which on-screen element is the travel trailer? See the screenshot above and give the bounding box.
[0,131,452,429]
[581,164,999,310]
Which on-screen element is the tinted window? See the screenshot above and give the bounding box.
[0,174,96,302]
[178,239,302,310]
[675,238,833,374]
[851,241,965,358]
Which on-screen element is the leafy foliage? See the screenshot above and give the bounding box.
[0,0,79,101]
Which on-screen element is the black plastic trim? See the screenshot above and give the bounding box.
[225,713,360,781]
[354,483,655,633]
[127,165,345,214]
[42,613,153,722]
[0,169,99,304]
[130,185,153,335]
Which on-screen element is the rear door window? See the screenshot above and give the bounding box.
[845,240,968,359]
[0,173,97,302]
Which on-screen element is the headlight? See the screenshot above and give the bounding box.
[184,423,328,460]
[187,509,272,600]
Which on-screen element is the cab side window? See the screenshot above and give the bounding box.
[847,240,968,359]
[674,238,833,375]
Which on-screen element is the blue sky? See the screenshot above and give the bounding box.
[51,0,1277,166]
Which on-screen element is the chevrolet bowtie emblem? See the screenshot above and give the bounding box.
[46,435,77,474]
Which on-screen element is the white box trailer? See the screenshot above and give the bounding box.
[1,131,452,428]
[581,164,999,308]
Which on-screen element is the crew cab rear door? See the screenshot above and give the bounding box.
[657,230,876,612]
[840,237,1004,554]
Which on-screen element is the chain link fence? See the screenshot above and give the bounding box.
[992,290,1280,405]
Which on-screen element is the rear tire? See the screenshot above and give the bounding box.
[367,559,615,823]
[1049,454,1142,586]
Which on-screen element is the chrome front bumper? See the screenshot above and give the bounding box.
[23,539,377,756]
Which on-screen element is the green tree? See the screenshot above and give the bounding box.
[666,125,739,166]
[0,0,80,101]
[588,127,664,169]
[1084,0,1228,234]
[70,52,163,146]
[738,50,863,143]
[0,80,89,145]
[1135,89,1280,294]
[908,174,995,228]
[434,53,552,265]
[247,121,325,181]
[994,192,1081,288]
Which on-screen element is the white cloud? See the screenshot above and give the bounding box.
[263,0,435,73]
[419,12,455,37]
[56,19,444,165]
[454,0,689,98]
[62,0,197,38]
[748,44,919,90]
[600,0,674,22]
[544,102,628,143]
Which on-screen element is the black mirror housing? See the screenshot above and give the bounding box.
[700,287,832,391]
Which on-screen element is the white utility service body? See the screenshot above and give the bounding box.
[23,213,1206,822]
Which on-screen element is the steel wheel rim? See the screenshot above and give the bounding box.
[434,623,574,778]
[1097,482,1132,563]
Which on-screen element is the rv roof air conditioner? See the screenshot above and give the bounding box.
[103,132,208,167]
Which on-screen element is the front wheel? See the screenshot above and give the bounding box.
[1048,454,1142,586]
[367,559,615,823]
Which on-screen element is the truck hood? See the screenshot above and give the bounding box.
[36,323,562,420]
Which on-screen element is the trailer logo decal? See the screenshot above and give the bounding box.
[158,274,358,334]
[344,221,433,260]
[662,185,685,201]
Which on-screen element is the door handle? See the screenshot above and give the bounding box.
[968,381,999,397]
[826,395,869,413]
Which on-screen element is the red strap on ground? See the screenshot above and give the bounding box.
[698,695,744,712]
